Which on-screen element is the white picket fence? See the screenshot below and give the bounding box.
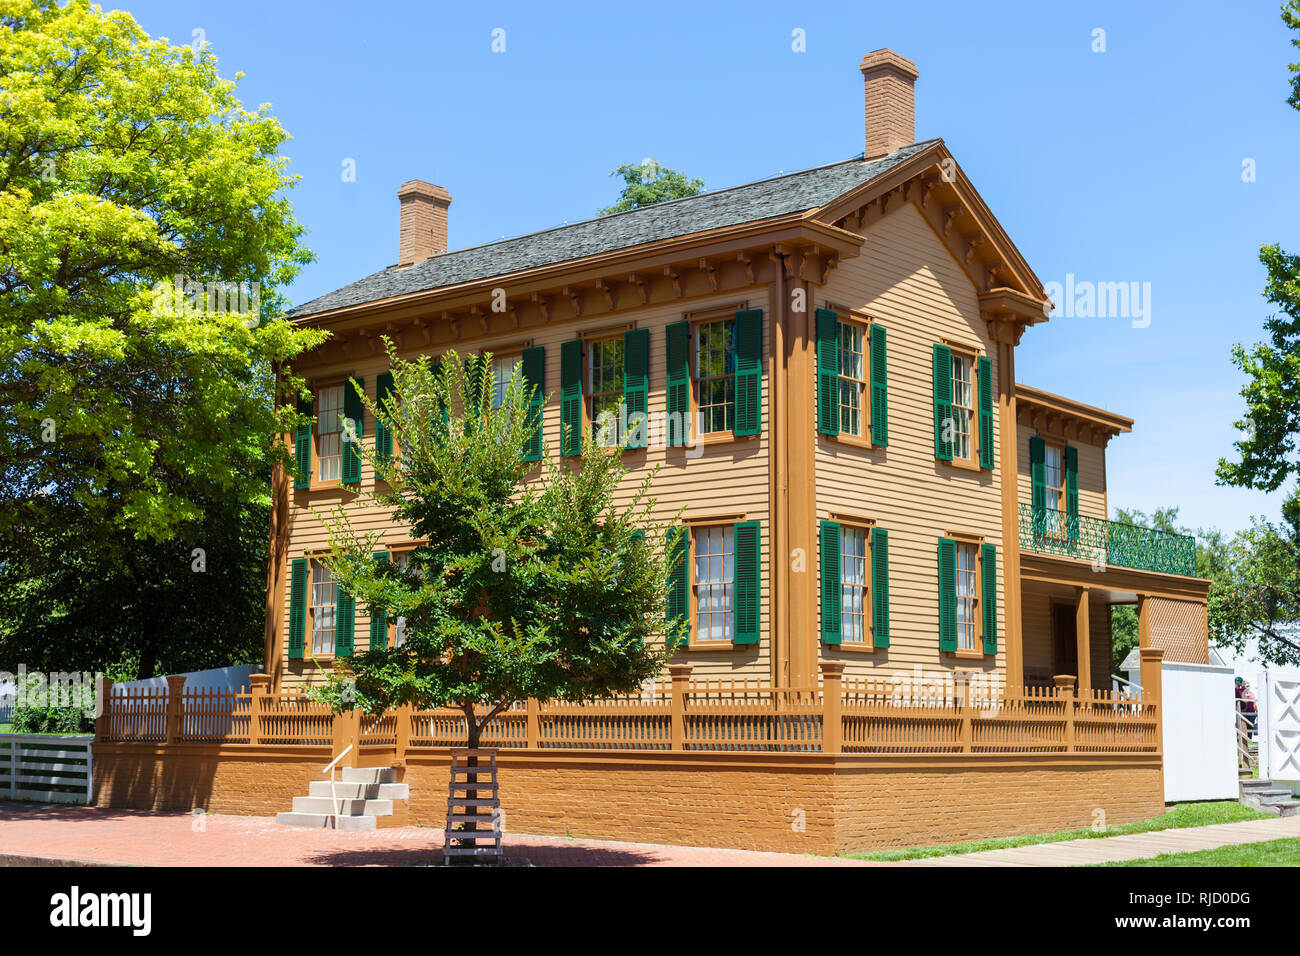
[0,734,94,804]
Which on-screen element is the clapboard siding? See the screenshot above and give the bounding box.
[279,289,773,689]
[816,201,1005,679]
[1016,424,1108,520]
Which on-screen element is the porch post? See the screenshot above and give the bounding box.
[249,673,270,746]
[1053,674,1076,752]
[1139,646,1165,758]
[1137,593,1151,648]
[669,663,692,751]
[819,661,844,754]
[93,677,114,741]
[1074,586,1092,695]
[164,674,186,745]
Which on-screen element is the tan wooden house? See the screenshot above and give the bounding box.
[266,48,1209,700]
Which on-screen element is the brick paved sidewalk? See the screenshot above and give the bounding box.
[0,801,878,867]
[908,816,1300,866]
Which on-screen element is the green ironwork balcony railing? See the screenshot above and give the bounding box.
[1017,503,1197,577]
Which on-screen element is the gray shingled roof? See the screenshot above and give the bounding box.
[288,141,937,319]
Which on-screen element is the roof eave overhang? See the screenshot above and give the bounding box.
[290,214,865,329]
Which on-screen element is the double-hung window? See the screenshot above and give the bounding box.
[838,323,867,437]
[1044,443,1066,536]
[589,338,624,446]
[955,542,979,652]
[693,525,734,642]
[311,561,337,655]
[315,384,344,481]
[695,319,736,435]
[840,525,870,643]
[950,353,975,463]
[489,355,518,411]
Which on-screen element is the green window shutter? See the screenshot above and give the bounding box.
[665,321,690,447]
[1029,436,1046,511]
[375,372,394,463]
[938,537,957,652]
[819,520,842,645]
[981,544,998,656]
[521,345,545,461]
[1064,444,1079,543]
[933,344,953,460]
[342,377,365,485]
[816,309,840,436]
[733,309,762,437]
[369,551,390,649]
[872,528,890,648]
[335,586,355,657]
[288,558,308,659]
[869,325,888,446]
[733,520,761,645]
[294,394,313,490]
[977,355,994,469]
[665,526,689,647]
[624,328,649,449]
[560,339,583,457]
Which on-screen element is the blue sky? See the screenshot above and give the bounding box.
[120,0,1300,538]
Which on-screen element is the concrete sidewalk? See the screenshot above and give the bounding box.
[909,816,1300,866]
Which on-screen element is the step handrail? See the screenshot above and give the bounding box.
[323,741,354,822]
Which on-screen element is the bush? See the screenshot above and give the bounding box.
[10,704,92,734]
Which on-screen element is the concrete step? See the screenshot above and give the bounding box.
[1253,789,1298,803]
[340,767,397,784]
[292,796,394,816]
[308,780,409,800]
[1240,779,1277,792]
[275,811,377,830]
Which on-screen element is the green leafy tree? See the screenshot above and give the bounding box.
[1285,0,1300,109]
[310,345,678,750]
[1208,490,1300,666]
[1218,4,1300,491]
[0,1,325,673]
[598,159,704,216]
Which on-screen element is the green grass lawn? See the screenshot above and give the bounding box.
[847,802,1271,862]
[1096,837,1300,867]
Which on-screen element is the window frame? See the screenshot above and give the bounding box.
[948,348,977,468]
[687,522,737,648]
[691,316,738,440]
[309,558,337,658]
[483,351,522,413]
[586,335,625,448]
[385,547,420,649]
[311,379,348,488]
[838,521,872,645]
[944,531,987,659]
[836,319,869,439]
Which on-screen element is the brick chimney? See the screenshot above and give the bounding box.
[396,180,452,267]
[859,49,919,160]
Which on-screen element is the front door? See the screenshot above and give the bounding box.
[1051,603,1077,677]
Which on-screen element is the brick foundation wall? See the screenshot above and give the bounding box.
[94,744,328,817]
[832,756,1164,854]
[93,745,1163,855]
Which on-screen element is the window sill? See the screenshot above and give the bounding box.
[828,433,876,450]
[824,641,878,653]
[943,457,983,474]
[690,431,759,447]
[946,649,989,661]
[679,642,751,652]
